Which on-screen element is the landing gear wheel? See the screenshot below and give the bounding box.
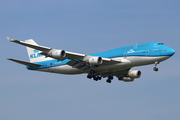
[94,78,98,81]
[106,79,111,83]
[98,77,102,80]
[153,67,158,71]
[93,76,98,81]
[87,75,92,79]
[95,76,101,80]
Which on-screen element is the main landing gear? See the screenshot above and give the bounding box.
[106,76,113,83]
[87,70,101,81]
[87,70,114,83]
[92,75,102,81]
[87,75,102,81]
[153,62,159,71]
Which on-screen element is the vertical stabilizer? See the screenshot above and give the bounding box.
[25,39,53,63]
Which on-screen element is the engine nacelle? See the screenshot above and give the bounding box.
[88,57,103,65]
[128,70,141,78]
[51,50,66,60]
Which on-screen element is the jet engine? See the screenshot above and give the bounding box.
[51,50,66,60]
[118,70,141,82]
[128,70,141,78]
[88,57,103,65]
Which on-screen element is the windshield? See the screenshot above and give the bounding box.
[158,43,164,45]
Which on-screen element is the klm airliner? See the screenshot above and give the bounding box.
[7,36,175,83]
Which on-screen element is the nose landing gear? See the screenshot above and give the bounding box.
[153,62,159,71]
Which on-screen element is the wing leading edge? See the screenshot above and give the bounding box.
[6,36,51,51]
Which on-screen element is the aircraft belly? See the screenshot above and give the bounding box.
[95,62,132,73]
[95,56,170,73]
[50,65,85,74]
[34,65,84,75]
[127,56,170,66]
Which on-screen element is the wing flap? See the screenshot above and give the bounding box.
[8,58,43,67]
[66,60,90,71]
[66,60,78,66]
[66,51,86,60]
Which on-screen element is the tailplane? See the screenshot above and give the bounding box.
[7,58,42,67]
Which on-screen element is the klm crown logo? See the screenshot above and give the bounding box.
[33,49,39,53]
[30,49,43,59]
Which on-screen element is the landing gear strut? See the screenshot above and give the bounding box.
[87,70,95,79]
[153,62,159,71]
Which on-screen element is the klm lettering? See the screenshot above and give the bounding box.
[30,53,43,59]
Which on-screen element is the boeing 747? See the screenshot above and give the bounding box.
[7,36,175,83]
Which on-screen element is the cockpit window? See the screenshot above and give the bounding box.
[158,43,164,45]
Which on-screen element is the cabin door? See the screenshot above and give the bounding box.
[146,49,149,56]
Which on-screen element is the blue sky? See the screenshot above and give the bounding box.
[0,0,180,120]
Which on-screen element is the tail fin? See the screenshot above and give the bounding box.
[25,39,53,63]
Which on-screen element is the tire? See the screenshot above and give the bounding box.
[87,75,92,79]
[106,79,111,83]
[153,67,158,71]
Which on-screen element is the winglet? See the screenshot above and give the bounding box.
[6,36,15,42]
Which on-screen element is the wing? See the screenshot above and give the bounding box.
[7,36,123,70]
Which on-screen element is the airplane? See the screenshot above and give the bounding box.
[6,36,175,83]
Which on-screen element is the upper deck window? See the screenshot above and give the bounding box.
[158,43,164,45]
[137,45,148,47]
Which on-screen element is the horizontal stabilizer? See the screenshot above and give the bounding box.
[8,58,43,67]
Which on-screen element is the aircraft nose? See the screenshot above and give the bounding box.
[170,48,175,56]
